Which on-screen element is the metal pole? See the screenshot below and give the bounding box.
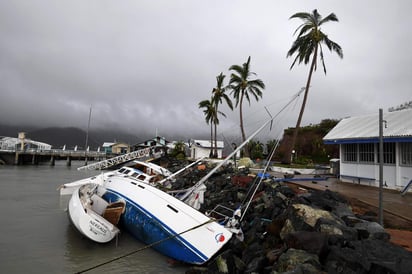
[378,108,384,226]
[84,106,92,165]
[232,143,237,169]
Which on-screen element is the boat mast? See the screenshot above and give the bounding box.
[180,89,304,202]
[84,106,92,164]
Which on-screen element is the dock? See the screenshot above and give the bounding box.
[0,149,107,166]
[0,145,162,168]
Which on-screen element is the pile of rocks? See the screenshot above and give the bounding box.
[171,161,412,274]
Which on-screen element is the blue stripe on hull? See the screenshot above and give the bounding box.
[103,190,209,264]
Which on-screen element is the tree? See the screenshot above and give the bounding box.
[198,99,215,157]
[286,9,343,164]
[211,73,233,157]
[266,139,279,160]
[170,141,186,159]
[229,56,265,157]
[248,139,264,160]
[210,108,226,158]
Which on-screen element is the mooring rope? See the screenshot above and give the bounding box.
[75,218,219,274]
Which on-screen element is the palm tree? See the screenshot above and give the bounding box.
[211,108,226,158]
[248,139,264,160]
[229,56,265,157]
[198,99,215,157]
[211,73,233,157]
[286,9,343,164]
[171,141,186,159]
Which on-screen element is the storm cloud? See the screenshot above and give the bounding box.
[1,1,411,141]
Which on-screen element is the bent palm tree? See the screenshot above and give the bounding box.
[229,56,265,157]
[211,73,233,157]
[287,9,343,163]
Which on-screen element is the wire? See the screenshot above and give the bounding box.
[76,218,219,273]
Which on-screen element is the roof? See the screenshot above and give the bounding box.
[193,140,224,149]
[102,142,116,147]
[0,136,52,150]
[134,136,170,147]
[323,109,412,144]
[112,142,129,147]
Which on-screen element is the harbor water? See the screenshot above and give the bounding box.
[0,161,188,273]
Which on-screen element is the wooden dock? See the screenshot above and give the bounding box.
[0,149,107,166]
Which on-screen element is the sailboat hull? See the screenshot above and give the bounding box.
[68,184,121,243]
[103,176,232,265]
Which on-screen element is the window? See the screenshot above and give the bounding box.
[343,144,357,162]
[359,143,375,163]
[377,142,396,164]
[400,143,412,166]
[384,143,396,164]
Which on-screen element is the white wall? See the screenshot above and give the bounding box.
[339,148,412,191]
[191,146,222,159]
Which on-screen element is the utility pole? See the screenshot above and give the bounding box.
[378,108,385,226]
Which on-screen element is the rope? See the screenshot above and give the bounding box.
[75,218,219,274]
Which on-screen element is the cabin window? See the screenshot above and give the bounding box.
[359,143,375,163]
[400,143,412,166]
[121,169,129,174]
[343,144,357,162]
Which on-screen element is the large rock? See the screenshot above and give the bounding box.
[291,203,342,227]
[325,238,412,274]
[353,220,390,241]
[280,203,345,239]
[275,248,321,273]
[315,217,358,241]
[283,231,329,258]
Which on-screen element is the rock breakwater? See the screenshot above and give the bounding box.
[166,160,412,274]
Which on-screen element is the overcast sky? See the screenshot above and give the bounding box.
[1,1,411,141]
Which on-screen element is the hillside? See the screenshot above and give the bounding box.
[276,119,340,164]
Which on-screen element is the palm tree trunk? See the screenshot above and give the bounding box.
[287,47,318,164]
[210,122,213,158]
[239,91,249,157]
[214,122,218,158]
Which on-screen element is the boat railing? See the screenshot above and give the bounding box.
[205,204,235,222]
[77,146,162,171]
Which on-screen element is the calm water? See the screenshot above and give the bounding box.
[0,161,188,274]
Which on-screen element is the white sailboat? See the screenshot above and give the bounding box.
[65,90,304,264]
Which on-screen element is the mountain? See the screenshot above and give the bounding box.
[0,124,145,149]
[0,123,215,150]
